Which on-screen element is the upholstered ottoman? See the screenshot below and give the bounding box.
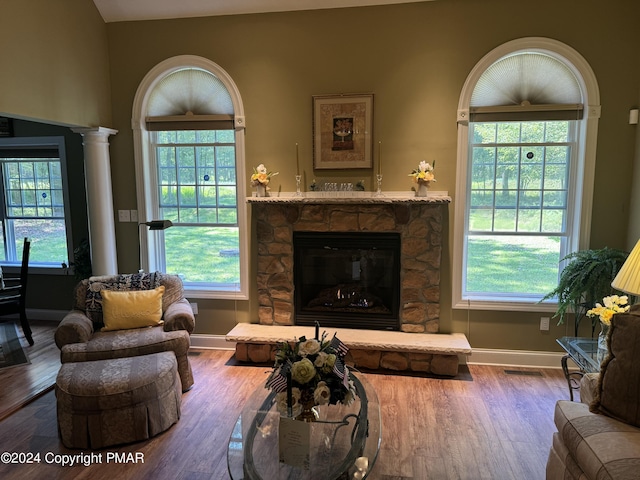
[55,351,182,449]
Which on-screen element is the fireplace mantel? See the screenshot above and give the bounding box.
[247,192,452,205]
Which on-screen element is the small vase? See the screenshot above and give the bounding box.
[597,321,610,364]
[296,398,318,423]
[415,181,429,197]
[255,184,267,197]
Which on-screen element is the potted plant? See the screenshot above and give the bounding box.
[541,247,628,337]
[70,238,92,280]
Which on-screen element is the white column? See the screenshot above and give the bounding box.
[72,127,119,276]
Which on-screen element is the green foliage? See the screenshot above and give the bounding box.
[70,238,92,280]
[541,247,628,335]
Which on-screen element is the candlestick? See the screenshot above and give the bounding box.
[315,321,320,340]
[377,141,382,175]
[296,143,300,176]
[294,174,302,197]
[374,174,384,197]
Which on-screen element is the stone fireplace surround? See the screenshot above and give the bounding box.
[251,194,451,332]
[230,194,472,376]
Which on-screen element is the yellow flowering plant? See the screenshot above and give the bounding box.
[409,160,436,184]
[586,295,630,326]
[250,163,279,186]
[265,332,356,418]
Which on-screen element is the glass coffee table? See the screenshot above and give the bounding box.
[556,337,600,401]
[227,372,381,479]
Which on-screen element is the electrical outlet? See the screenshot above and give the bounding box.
[118,210,130,222]
[130,209,138,222]
[190,302,198,315]
[540,316,550,331]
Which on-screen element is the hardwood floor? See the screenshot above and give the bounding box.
[0,324,569,479]
[0,320,60,422]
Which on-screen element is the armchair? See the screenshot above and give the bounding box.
[55,272,196,391]
[547,307,640,479]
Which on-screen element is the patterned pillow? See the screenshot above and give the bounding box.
[85,272,161,327]
[591,305,640,427]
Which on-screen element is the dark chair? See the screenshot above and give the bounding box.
[0,237,32,345]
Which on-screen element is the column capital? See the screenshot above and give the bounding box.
[71,126,118,141]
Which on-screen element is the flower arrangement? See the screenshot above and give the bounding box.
[265,332,356,419]
[586,295,630,325]
[409,160,436,184]
[250,164,279,187]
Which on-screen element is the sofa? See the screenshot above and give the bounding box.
[546,306,640,479]
[54,272,196,391]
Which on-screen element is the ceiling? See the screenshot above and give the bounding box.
[92,0,429,23]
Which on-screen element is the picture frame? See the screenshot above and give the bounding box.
[312,94,373,170]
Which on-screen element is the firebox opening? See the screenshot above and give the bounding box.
[293,231,401,330]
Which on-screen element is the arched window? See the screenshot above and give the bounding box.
[132,55,248,299]
[453,38,600,310]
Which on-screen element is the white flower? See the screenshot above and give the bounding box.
[418,160,432,172]
[291,358,316,384]
[603,295,629,310]
[256,163,267,174]
[313,381,331,405]
[314,351,329,367]
[275,388,302,417]
[298,338,321,357]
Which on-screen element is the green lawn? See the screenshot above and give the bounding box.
[466,235,561,295]
[163,226,240,284]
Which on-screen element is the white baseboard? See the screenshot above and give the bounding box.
[190,334,565,370]
[190,334,235,350]
[468,348,565,369]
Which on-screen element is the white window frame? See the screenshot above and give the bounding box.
[453,37,601,312]
[131,55,248,300]
[0,135,72,271]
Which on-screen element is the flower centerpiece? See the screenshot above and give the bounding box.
[250,163,279,196]
[265,332,356,422]
[409,160,436,197]
[587,294,630,362]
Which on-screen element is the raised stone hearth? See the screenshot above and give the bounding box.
[243,194,466,375]
[249,194,451,333]
[226,323,472,376]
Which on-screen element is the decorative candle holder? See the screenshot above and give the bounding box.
[294,175,303,197]
[374,174,384,197]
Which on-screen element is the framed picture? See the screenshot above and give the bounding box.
[313,94,373,169]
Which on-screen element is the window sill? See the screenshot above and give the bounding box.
[453,298,558,313]
[1,265,76,276]
[183,285,248,300]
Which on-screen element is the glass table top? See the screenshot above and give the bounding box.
[227,372,381,480]
[556,336,600,373]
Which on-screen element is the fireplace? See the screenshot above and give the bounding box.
[293,231,401,330]
[250,196,450,333]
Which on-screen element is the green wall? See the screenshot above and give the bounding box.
[2,0,639,352]
[0,0,112,128]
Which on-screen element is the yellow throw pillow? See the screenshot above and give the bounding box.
[100,286,165,332]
